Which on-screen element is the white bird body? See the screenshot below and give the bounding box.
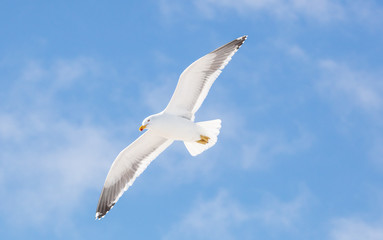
[145,113,202,141]
[95,36,247,219]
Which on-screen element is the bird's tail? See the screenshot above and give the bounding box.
[184,119,221,156]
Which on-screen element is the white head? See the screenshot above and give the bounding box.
[139,115,154,131]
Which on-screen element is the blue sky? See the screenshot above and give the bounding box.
[1,0,383,239]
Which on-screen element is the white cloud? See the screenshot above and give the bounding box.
[287,44,309,60]
[157,0,383,26]
[241,127,313,170]
[8,128,116,223]
[0,114,121,227]
[255,190,310,228]
[22,57,100,90]
[348,0,383,28]
[369,138,383,171]
[20,60,46,82]
[163,191,246,240]
[158,0,188,22]
[316,60,383,173]
[0,113,23,141]
[2,56,104,120]
[0,56,124,229]
[318,60,383,113]
[152,143,219,188]
[52,57,100,87]
[140,73,176,112]
[330,218,383,240]
[164,189,310,240]
[195,0,346,22]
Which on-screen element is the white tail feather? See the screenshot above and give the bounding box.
[184,119,221,156]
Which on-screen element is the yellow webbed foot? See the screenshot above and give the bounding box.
[196,135,210,145]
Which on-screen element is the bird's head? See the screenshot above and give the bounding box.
[139,116,152,131]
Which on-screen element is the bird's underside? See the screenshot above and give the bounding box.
[95,35,247,219]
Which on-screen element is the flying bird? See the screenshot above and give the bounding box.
[96,35,247,219]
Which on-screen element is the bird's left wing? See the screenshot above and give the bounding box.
[164,36,247,120]
[96,131,173,219]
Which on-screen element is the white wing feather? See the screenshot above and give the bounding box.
[95,131,173,219]
[164,36,247,120]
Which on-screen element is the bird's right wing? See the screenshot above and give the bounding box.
[96,131,173,219]
[164,36,247,120]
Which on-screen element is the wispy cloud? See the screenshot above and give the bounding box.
[140,73,177,113]
[255,189,311,229]
[194,0,383,25]
[0,56,124,230]
[163,191,246,240]
[154,145,219,187]
[369,138,383,172]
[286,44,309,61]
[1,122,117,226]
[19,57,100,86]
[0,113,24,141]
[316,59,383,175]
[330,217,383,240]
[1,56,103,120]
[317,59,383,114]
[196,0,345,22]
[241,127,313,170]
[158,0,383,27]
[164,189,311,239]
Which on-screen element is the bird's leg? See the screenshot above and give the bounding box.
[196,135,210,144]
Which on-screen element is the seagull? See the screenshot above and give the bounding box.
[95,35,247,219]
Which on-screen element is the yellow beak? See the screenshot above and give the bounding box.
[139,124,147,131]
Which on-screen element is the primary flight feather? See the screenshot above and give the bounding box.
[96,35,247,219]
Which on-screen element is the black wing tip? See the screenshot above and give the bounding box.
[95,209,108,220]
[211,35,248,53]
[95,201,115,220]
[235,35,247,49]
[95,206,112,220]
[237,35,248,41]
[95,212,105,220]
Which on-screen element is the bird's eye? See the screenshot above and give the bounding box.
[147,119,150,122]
